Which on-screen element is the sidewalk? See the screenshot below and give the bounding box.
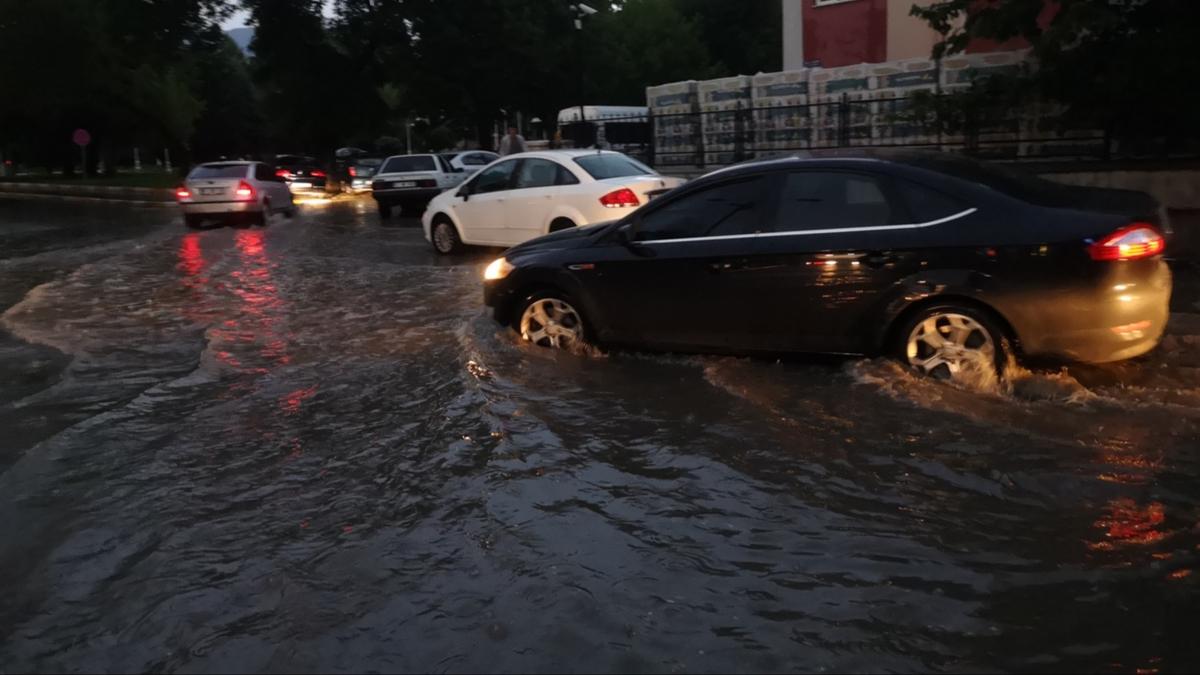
[0,181,175,205]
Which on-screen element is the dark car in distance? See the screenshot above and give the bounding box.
[274,154,327,192]
[482,150,1171,383]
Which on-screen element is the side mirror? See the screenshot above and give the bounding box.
[457,184,471,201]
[617,222,653,256]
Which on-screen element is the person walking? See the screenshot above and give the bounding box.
[498,126,527,156]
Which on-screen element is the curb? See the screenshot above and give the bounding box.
[0,191,175,208]
[0,181,175,202]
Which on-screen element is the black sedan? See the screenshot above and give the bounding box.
[481,150,1171,382]
[274,154,327,192]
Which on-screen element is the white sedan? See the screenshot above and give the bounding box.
[421,150,684,254]
[176,161,296,228]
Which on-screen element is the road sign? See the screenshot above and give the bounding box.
[73,129,91,178]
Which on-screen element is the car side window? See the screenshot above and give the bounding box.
[895,178,968,222]
[513,159,559,189]
[465,154,488,165]
[773,172,898,232]
[470,160,518,194]
[555,165,580,186]
[436,155,453,174]
[636,177,765,242]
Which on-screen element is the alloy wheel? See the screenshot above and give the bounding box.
[433,222,456,253]
[905,312,997,381]
[519,298,584,349]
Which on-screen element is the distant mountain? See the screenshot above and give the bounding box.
[226,27,254,56]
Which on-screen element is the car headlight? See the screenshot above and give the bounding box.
[484,257,514,281]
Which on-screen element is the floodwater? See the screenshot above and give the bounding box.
[1,195,1198,673]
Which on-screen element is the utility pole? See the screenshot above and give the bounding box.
[571,4,598,145]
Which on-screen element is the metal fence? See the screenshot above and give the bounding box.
[566,94,1196,171]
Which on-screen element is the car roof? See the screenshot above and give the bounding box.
[196,161,252,167]
[499,150,624,162]
[382,153,438,160]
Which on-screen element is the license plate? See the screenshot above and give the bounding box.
[292,181,312,189]
[200,187,222,195]
[396,181,417,188]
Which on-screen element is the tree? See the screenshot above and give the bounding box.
[911,0,1200,147]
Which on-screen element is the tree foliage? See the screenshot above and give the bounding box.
[912,0,1200,142]
[0,0,784,166]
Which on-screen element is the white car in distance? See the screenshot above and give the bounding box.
[372,154,469,218]
[421,150,684,254]
[176,161,296,228]
[441,151,500,175]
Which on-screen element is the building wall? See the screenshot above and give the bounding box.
[886,0,942,61]
[784,0,1038,70]
[802,0,887,68]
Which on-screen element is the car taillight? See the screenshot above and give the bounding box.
[235,180,255,200]
[312,169,326,178]
[1088,223,1165,261]
[176,186,190,200]
[417,179,436,188]
[348,166,357,177]
[599,187,640,208]
[275,169,291,178]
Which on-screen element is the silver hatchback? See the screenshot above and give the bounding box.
[177,161,296,228]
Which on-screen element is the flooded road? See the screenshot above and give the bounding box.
[1,195,1198,673]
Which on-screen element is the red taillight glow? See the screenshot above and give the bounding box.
[348,166,357,177]
[312,169,326,178]
[235,180,255,200]
[176,186,191,200]
[1088,223,1165,261]
[600,187,640,208]
[275,169,291,178]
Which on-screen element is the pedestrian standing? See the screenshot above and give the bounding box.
[498,126,527,156]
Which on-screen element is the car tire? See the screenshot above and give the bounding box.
[430,217,463,255]
[895,303,1008,384]
[377,200,391,218]
[549,218,576,233]
[184,214,203,229]
[284,206,297,219]
[514,290,591,351]
[255,201,270,226]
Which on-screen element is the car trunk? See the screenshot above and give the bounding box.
[374,172,439,189]
[184,177,244,203]
[598,175,685,205]
[1054,184,1171,236]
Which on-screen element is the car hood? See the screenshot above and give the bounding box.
[507,220,617,257]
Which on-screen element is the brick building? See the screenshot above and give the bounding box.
[782,0,1055,69]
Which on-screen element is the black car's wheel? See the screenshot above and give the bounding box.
[377,200,392,218]
[549,218,576,233]
[430,217,463,255]
[284,206,297,219]
[516,291,589,351]
[897,303,1007,383]
[184,214,203,229]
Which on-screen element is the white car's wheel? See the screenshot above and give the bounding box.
[431,217,462,255]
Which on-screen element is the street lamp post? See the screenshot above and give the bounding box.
[571,3,598,145]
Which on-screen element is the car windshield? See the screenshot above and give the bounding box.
[574,153,657,180]
[189,164,248,179]
[382,156,436,173]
